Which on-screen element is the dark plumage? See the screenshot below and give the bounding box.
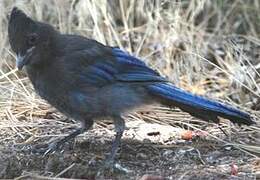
[8,7,255,168]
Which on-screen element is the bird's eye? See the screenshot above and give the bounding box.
[27,33,38,46]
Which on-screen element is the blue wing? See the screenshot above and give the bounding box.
[112,48,166,82]
[78,47,167,87]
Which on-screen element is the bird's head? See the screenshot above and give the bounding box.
[8,7,57,70]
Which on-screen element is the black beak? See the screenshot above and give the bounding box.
[16,54,29,70]
[16,47,35,70]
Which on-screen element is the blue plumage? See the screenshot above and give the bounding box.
[147,83,251,124]
[116,73,166,82]
[78,48,164,85]
[94,62,118,74]
[8,7,255,168]
[112,48,160,76]
[112,48,146,66]
[111,48,253,125]
[88,65,114,81]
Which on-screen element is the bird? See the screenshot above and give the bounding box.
[8,7,255,170]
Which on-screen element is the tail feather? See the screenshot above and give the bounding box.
[147,83,255,125]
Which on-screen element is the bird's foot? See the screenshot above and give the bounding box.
[104,160,129,173]
[31,139,65,155]
[96,159,130,177]
[43,140,64,156]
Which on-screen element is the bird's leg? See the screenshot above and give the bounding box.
[33,120,93,155]
[99,116,129,174]
[105,131,124,164]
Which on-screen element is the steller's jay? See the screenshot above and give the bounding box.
[8,7,255,169]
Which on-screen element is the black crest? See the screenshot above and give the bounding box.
[8,7,37,54]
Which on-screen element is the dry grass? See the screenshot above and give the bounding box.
[0,0,259,179]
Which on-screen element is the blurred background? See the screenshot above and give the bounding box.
[0,0,259,179]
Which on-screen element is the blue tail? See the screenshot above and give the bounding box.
[147,83,254,125]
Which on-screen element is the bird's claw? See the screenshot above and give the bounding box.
[113,163,130,173]
[31,140,64,156]
[43,142,61,156]
[96,160,130,177]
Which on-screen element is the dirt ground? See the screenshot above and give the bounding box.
[0,118,259,180]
